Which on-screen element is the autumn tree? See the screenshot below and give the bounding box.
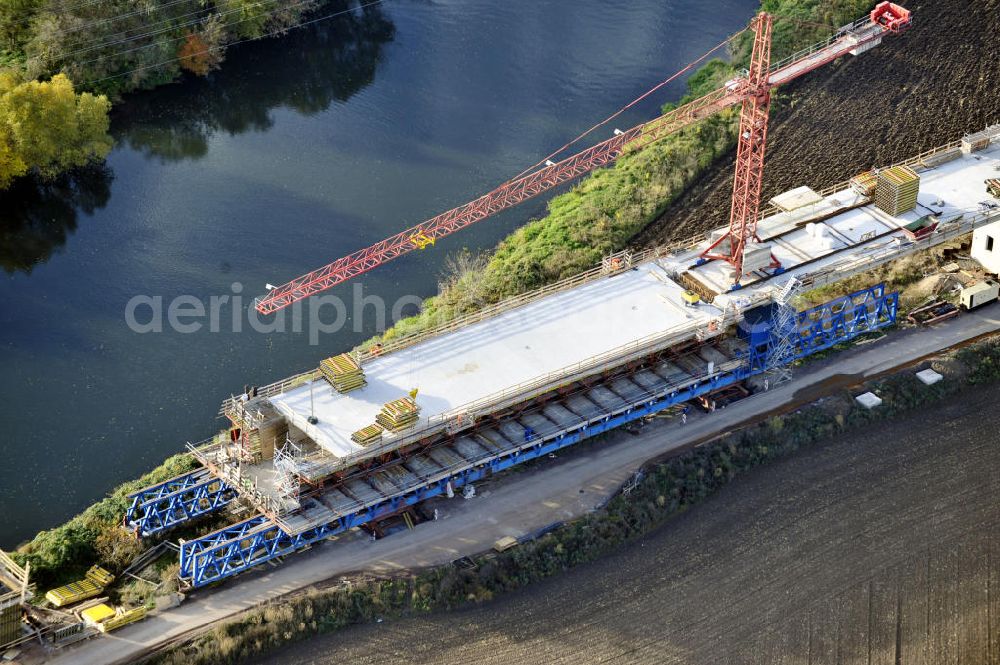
[0,72,111,187]
[179,34,213,76]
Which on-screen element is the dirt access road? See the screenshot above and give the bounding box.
[263,375,1000,665]
[637,0,1000,246]
[48,305,1000,665]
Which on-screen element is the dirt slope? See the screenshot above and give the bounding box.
[636,0,1000,246]
[259,387,1000,665]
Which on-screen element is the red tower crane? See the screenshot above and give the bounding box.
[699,12,775,277]
[256,2,912,315]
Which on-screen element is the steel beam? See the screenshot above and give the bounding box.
[125,469,236,538]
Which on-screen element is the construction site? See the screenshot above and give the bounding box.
[6,1,1000,660]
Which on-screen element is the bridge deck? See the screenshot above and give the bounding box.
[269,263,725,460]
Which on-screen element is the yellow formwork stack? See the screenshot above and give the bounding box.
[351,424,384,446]
[376,397,421,432]
[874,166,920,216]
[45,566,114,607]
[99,606,147,633]
[320,353,366,393]
[849,170,878,197]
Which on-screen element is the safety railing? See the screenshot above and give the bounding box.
[298,294,768,475]
[798,207,1000,291]
[768,16,873,77]
[220,234,706,416]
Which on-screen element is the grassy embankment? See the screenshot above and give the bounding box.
[11,0,876,609]
[148,334,1000,665]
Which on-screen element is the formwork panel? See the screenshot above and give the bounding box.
[381,464,421,489]
[653,361,690,383]
[587,385,627,411]
[563,394,605,420]
[452,437,488,460]
[369,473,402,497]
[427,447,467,470]
[696,346,729,365]
[318,488,359,515]
[0,603,19,648]
[344,480,383,505]
[674,355,707,376]
[631,370,665,391]
[405,455,442,479]
[473,433,507,454]
[608,377,648,403]
[519,412,556,435]
[477,428,516,451]
[497,420,529,443]
[542,403,581,428]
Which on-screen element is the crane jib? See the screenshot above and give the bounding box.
[255,4,911,315]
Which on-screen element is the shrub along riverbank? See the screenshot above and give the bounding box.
[147,335,1000,665]
[10,0,876,610]
[0,1,391,186]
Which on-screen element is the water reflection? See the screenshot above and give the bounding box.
[0,164,113,274]
[114,3,395,162]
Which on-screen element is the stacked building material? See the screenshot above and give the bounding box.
[849,170,878,197]
[987,178,1000,199]
[874,166,920,215]
[44,566,114,607]
[376,397,421,432]
[320,353,365,393]
[351,424,384,446]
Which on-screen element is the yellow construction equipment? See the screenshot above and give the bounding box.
[45,566,114,608]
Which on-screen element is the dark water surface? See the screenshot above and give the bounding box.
[0,0,756,547]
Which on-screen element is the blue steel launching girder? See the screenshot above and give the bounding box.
[125,469,236,538]
[178,284,898,587]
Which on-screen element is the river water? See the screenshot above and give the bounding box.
[0,0,757,547]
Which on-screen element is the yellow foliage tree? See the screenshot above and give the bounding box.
[0,72,112,188]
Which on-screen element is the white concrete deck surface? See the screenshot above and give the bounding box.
[679,143,1000,297]
[271,264,724,458]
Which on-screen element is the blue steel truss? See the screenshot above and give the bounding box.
[790,283,898,359]
[178,284,898,587]
[125,469,236,538]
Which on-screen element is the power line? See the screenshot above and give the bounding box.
[7,0,141,29]
[510,26,747,182]
[71,0,323,70]
[55,0,202,38]
[82,0,386,86]
[50,0,269,61]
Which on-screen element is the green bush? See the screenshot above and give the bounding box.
[13,453,198,589]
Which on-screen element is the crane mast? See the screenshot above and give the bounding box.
[256,2,912,315]
[700,13,775,278]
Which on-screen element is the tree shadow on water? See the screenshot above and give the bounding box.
[112,3,395,162]
[0,164,114,275]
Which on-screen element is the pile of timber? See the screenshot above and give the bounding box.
[376,397,421,432]
[320,353,365,393]
[351,423,384,446]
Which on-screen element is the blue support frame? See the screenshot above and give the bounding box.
[178,284,899,587]
[791,283,898,359]
[125,469,236,538]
